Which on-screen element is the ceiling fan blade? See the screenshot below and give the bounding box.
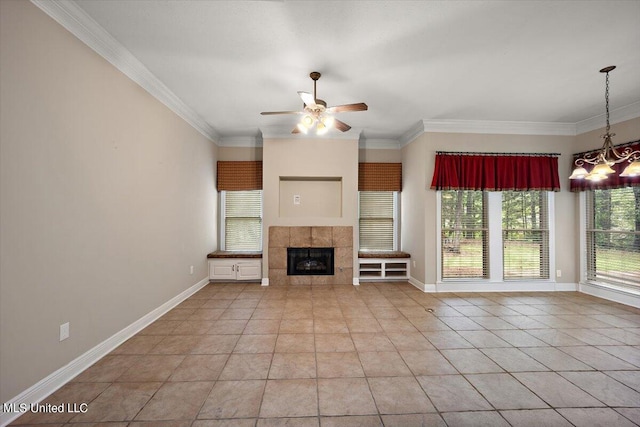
[298,91,316,107]
[333,118,351,132]
[260,111,302,115]
[327,102,368,113]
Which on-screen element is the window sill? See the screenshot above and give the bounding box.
[207,251,262,259]
[358,251,410,259]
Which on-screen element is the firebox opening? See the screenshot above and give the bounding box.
[287,247,334,276]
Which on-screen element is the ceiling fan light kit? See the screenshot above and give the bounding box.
[569,66,640,181]
[261,71,368,135]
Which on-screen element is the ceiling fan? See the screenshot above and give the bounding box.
[261,71,368,135]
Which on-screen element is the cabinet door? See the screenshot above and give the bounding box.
[209,260,236,280]
[236,261,262,281]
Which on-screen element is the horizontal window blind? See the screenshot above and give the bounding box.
[217,161,262,191]
[224,190,262,251]
[586,188,640,289]
[441,190,488,279]
[359,191,395,251]
[358,163,402,191]
[502,191,549,280]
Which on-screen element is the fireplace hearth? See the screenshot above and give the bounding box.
[287,247,334,276]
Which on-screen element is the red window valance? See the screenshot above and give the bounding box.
[430,152,561,191]
[570,140,640,192]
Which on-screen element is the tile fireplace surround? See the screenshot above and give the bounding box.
[268,226,353,286]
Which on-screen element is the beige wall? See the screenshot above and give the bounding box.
[358,148,402,162]
[0,1,218,402]
[400,135,429,282]
[279,179,343,218]
[402,132,577,285]
[262,138,359,279]
[218,146,263,161]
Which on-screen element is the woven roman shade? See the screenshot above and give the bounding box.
[358,163,402,191]
[217,161,263,191]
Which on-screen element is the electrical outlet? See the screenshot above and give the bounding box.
[413,260,416,268]
[60,322,69,341]
[189,265,194,275]
[556,269,562,278]
[293,195,301,205]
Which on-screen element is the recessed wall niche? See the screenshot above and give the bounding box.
[279,176,342,218]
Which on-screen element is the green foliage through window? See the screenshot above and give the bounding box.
[587,187,640,289]
[441,190,488,279]
[502,191,549,280]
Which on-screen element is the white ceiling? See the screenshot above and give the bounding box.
[71,0,640,144]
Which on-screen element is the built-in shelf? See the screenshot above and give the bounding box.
[208,258,262,281]
[358,258,410,281]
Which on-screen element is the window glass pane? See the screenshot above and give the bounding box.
[502,191,549,280]
[441,190,488,279]
[224,190,262,251]
[587,187,640,289]
[359,191,395,251]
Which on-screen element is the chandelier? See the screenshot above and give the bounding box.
[569,66,640,181]
[297,104,334,135]
[296,73,335,135]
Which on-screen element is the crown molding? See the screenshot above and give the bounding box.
[399,121,426,147]
[30,0,220,144]
[400,118,576,147]
[575,101,640,135]
[421,119,576,136]
[260,125,361,141]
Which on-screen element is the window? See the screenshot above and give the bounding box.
[586,187,640,290]
[439,190,553,281]
[502,191,549,280]
[440,190,488,279]
[359,191,398,251]
[221,190,262,251]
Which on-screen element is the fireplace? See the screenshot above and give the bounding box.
[287,247,334,276]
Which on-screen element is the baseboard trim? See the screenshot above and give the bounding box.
[579,282,640,309]
[0,277,209,427]
[435,281,577,293]
[353,277,360,286]
[261,278,269,287]
[408,276,436,292]
[555,283,578,291]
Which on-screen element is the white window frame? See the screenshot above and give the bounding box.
[579,189,640,294]
[358,191,400,252]
[219,190,263,251]
[437,191,555,287]
[501,190,552,281]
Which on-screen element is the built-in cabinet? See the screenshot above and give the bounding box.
[209,259,262,281]
[358,258,410,280]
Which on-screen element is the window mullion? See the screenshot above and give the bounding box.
[488,192,503,282]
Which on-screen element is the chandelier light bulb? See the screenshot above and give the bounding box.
[322,116,335,128]
[316,122,328,135]
[296,123,309,134]
[590,161,616,176]
[620,160,640,177]
[568,167,589,180]
[585,172,607,182]
[301,115,314,128]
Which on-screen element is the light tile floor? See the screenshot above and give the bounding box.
[10,282,640,427]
